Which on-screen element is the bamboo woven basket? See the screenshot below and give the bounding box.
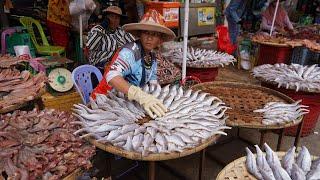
[63,168,83,180]
[251,39,291,47]
[0,88,46,114]
[192,82,303,129]
[86,134,221,161]
[216,152,319,180]
[41,90,82,112]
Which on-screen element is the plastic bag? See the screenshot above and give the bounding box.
[216,25,237,55]
[14,45,32,59]
[69,0,96,32]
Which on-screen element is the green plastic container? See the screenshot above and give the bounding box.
[7,32,36,58]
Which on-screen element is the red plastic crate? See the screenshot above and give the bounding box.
[262,82,320,137]
[145,2,180,28]
[186,67,218,83]
[258,44,292,65]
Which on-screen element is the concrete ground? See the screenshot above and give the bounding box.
[106,66,320,180]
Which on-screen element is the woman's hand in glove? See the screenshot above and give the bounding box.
[127,85,167,118]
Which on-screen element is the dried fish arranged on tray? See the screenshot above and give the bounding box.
[246,143,319,180]
[254,100,309,125]
[0,55,27,68]
[163,47,236,68]
[0,70,47,110]
[0,109,95,180]
[253,63,320,93]
[73,84,231,156]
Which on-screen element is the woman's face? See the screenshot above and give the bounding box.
[107,13,120,30]
[140,31,162,52]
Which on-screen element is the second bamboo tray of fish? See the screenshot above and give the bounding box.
[192,81,303,129]
[216,152,318,180]
[85,134,220,161]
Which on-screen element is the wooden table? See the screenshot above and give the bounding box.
[192,82,304,152]
[86,134,221,180]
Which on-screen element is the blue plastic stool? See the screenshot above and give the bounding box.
[72,65,103,104]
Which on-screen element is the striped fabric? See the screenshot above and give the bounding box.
[86,25,135,66]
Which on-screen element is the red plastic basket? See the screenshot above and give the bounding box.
[262,82,320,137]
[258,44,292,65]
[186,67,219,83]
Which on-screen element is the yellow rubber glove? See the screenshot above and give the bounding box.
[128,85,167,118]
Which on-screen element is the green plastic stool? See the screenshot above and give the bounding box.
[19,16,65,57]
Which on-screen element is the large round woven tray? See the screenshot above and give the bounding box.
[216,152,318,180]
[192,82,303,129]
[85,134,220,161]
[256,76,320,94]
[252,39,291,47]
[0,88,46,114]
[174,61,229,69]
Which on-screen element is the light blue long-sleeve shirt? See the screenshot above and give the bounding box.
[106,41,157,87]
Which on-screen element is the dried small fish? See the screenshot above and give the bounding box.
[253,64,320,93]
[297,146,312,173]
[245,147,262,179]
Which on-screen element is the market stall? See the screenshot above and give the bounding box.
[1,0,320,179]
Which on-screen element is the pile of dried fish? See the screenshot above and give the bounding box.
[73,84,231,156]
[246,143,320,180]
[164,47,236,68]
[252,63,320,92]
[156,53,181,85]
[0,109,95,180]
[0,69,47,111]
[254,100,309,125]
[0,55,27,68]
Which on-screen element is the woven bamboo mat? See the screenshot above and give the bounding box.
[216,152,318,180]
[192,82,302,129]
[0,88,46,114]
[85,134,221,161]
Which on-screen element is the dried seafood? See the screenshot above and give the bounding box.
[0,69,47,110]
[246,144,319,180]
[0,55,27,68]
[0,109,95,180]
[252,63,320,93]
[164,47,236,68]
[73,84,231,156]
[254,100,309,125]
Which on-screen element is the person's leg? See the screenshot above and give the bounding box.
[227,16,238,45]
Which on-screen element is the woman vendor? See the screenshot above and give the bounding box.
[260,0,294,33]
[91,9,176,118]
[86,6,135,71]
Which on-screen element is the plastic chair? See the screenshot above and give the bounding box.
[19,16,65,56]
[72,65,103,104]
[1,28,16,55]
